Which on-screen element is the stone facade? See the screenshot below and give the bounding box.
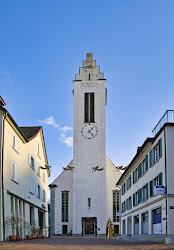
[50,53,121,236]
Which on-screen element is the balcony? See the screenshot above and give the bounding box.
[152,110,174,136]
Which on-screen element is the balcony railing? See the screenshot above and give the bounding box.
[152,110,174,136]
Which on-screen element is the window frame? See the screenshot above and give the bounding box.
[12,161,18,183]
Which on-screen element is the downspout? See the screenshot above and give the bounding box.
[2,111,7,241]
[164,127,168,239]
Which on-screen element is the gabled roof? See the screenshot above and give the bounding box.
[20,126,42,141]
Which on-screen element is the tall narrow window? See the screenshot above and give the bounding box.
[113,191,120,222]
[62,191,69,222]
[88,198,91,208]
[84,93,95,123]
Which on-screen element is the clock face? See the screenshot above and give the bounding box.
[81,124,98,139]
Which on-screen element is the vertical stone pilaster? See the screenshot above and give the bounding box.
[49,184,57,235]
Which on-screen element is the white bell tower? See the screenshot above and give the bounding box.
[73,53,107,236]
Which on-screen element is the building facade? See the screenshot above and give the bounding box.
[0,97,50,241]
[50,53,121,236]
[117,110,174,243]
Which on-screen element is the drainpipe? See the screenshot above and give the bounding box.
[2,111,7,241]
[164,127,168,240]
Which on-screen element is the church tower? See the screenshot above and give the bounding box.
[73,53,107,236]
[49,53,122,236]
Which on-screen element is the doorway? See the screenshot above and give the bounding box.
[62,225,68,234]
[82,217,97,236]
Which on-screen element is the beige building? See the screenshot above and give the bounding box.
[0,97,50,241]
[117,110,174,243]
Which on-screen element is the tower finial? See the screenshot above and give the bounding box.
[86,53,93,61]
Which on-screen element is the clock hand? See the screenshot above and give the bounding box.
[89,130,94,136]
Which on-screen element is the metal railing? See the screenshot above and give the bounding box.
[152,110,174,136]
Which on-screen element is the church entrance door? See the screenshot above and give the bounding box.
[82,217,97,236]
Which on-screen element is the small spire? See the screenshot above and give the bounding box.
[0,96,6,106]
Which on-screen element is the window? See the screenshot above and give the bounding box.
[122,201,126,213]
[149,138,162,167]
[37,166,41,176]
[37,185,41,199]
[142,212,148,234]
[12,162,18,183]
[88,198,91,208]
[12,134,19,152]
[29,177,34,194]
[134,215,139,234]
[62,191,69,222]
[126,196,132,210]
[121,183,126,195]
[133,168,138,184]
[133,189,142,206]
[113,191,120,222]
[150,172,163,197]
[42,189,45,202]
[28,154,35,171]
[142,155,148,175]
[126,175,131,190]
[84,93,95,123]
[142,184,148,202]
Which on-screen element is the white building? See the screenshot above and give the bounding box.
[0,97,50,241]
[117,110,174,243]
[49,53,122,236]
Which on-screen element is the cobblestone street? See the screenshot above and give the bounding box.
[0,236,174,250]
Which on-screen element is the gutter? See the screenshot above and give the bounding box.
[2,111,7,241]
[164,127,168,238]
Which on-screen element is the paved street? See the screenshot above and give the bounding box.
[0,236,174,250]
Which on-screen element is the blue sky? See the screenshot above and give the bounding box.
[1,0,174,185]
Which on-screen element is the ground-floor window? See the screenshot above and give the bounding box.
[142,212,148,234]
[134,215,139,234]
[122,220,126,235]
[152,208,161,234]
[127,217,132,235]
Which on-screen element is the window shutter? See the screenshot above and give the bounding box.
[35,183,38,196]
[150,180,153,197]
[138,164,141,179]
[146,183,148,199]
[28,154,31,166]
[127,179,128,190]
[15,164,18,182]
[159,172,163,185]
[133,194,135,206]
[33,159,35,171]
[40,187,42,200]
[159,138,162,158]
[149,150,153,167]
[146,154,148,171]
[130,175,131,188]
[12,163,15,179]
